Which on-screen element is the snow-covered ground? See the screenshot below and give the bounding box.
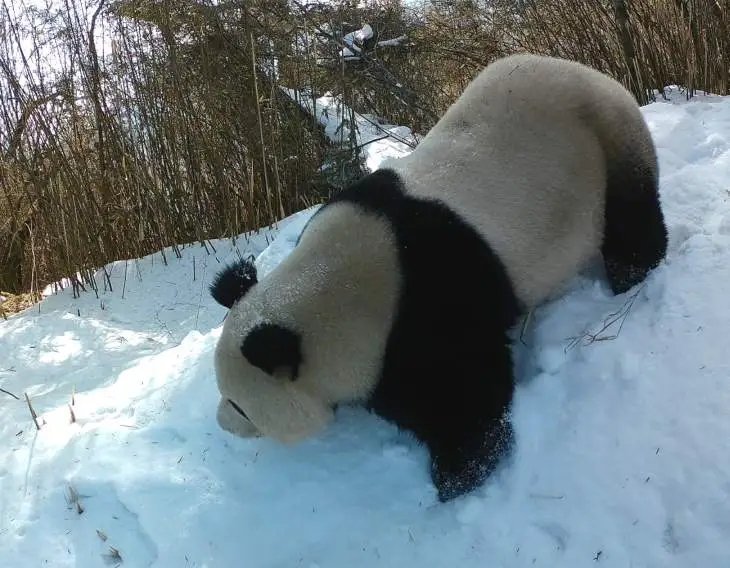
[2,86,730,567]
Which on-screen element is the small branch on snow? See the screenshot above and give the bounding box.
[195,261,208,330]
[1,387,19,400]
[65,484,84,514]
[24,392,41,430]
[102,545,122,565]
[355,112,419,149]
[353,134,392,150]
[564,284,645,352]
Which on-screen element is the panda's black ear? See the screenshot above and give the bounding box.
[242,323,302,380]
[210,258,258,309]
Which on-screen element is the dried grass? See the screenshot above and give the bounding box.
[1,0,727,295]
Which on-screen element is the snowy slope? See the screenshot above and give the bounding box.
[2,87,730,567]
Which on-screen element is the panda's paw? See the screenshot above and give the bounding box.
[431,454,489,502]
[430,418,514,502]
[604,258,651,295]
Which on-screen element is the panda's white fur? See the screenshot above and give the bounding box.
[215,204,400,442]
[210,53,667,501]
[385,52,656,307]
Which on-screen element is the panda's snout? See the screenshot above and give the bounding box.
[228,399,250,420]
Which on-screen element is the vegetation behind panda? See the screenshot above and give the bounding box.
[210,53,668,502]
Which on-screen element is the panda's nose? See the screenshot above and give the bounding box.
[228,399,250,420]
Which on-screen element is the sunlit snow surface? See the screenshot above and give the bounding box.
[2,87,730,567]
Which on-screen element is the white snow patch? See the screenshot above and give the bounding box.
[340,24,373,58]
[281,87,417,171]
[255,205,321,278]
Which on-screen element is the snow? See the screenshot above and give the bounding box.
[377,35,409,48]
[281,87,417,171]
[255,206,321,279]
[340,24,374,58]
[2,86,730,567]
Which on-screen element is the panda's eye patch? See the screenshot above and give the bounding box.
[228,399,250,421]
[241,323,302,380]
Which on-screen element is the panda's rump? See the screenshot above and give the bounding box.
[395,117,606,308]
[381,52,666,308]
[474,125,606,308]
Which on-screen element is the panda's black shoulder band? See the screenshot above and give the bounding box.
[210,258,258,308]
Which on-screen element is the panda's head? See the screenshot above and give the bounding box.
[209,203,401,446]
[210,258,334,444]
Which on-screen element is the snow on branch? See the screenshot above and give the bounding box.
[340,23,373,58]
[280,86,417,171]
[290,2,436,121]
[339,24,408,59]
[376,35,408,48]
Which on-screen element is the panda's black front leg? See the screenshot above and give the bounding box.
[428,414,514,502]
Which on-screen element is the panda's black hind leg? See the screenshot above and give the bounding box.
[430,415,514,502]
[601,162,668,295]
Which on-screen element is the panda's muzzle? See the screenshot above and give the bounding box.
[227,399,250,421]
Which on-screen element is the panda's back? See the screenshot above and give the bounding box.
[384,53,655,307]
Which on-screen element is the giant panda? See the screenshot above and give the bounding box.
[210,53,668,502]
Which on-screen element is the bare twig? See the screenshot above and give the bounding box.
[102,546,122,565]
[65,484,84,514]
[1,387,19,400]
[565,285,645,352]
[519,308,535,346]
[24,392,40,430]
